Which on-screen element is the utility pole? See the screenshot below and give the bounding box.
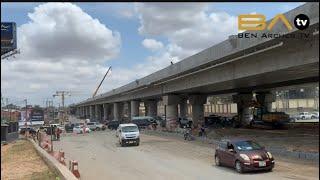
[53,91,71,124]
[24,99,27,129]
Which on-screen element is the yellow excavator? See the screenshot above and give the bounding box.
[232,100,290,129]
[249,100,290,129]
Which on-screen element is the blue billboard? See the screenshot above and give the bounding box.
[1,22,17,55]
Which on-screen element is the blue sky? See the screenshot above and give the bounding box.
[1,2,304,106]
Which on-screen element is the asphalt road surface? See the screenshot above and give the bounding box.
[54,130,318,180]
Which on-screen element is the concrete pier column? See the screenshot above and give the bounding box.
[256,92,275,112]
[189,95,207,126]
[145,100,157,117]
[95,104,99,121]
[179,98,188,118]
[126,102,131,119]
[89,105,94,120]
[103,104,108,121]
[113,103,120,121]
[86,106,89,119]
[130,100,140,120]
[163,95,179,128]
[232,93,253,126]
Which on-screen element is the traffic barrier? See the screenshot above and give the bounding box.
[58,150,66,165]
[34,130,81,179]
[69,160,80,179]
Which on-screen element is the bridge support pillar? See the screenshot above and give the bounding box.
[189,95,207,126]
[256,92,275,112]
[126,102,131,120]
[179,98,188,118]
[145,100,157,117]
[95,104,99,122]
[89,105,94,120]
[114,102,124,122]
[130,101,140,120]
[163,95,179,128]
[86,106,90,119]
[81,107,84,117]
[232,93,253,126]
[103,104,108,122]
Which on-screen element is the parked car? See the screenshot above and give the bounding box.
[311,112,319,119]
[108,120,120,130]
[154,116,166,127]
[73,125,91,134]
[96,122,106,131]
[131,116,154,128]
[298,112,313,119]
[214,138,274,173]
[117,123,140,146]
[19,127,36,135]
[65,123,74,133]
[87,122,97,131]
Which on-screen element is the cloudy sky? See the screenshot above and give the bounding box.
[1,2,304,107]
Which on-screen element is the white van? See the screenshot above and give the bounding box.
[116,124,140,147]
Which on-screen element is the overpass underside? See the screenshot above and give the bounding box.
[74,6,319,127]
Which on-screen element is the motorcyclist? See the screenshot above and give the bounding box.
[183,121,193,140]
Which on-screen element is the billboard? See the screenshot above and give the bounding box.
[30,109,44,121]
[1,22,17,55]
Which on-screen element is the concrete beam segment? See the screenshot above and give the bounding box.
[145,100,157,117]
[130,101,140,119]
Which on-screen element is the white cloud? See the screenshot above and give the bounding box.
[136,3,238,60]
[18,2,121,62]
[1,3,121,105]
[142,39,164,51]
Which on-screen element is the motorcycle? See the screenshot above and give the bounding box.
[183,127,194,141]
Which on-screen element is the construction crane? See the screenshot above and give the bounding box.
[92,66,112,98]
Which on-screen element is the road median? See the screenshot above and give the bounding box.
[28,138,78,180]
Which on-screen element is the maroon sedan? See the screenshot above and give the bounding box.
[214,138,274,173]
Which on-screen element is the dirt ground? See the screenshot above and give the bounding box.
[1,139,58,180]
[54,130,319,180]
[206,125,319,153]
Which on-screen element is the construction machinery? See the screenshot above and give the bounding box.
[92,66,112,98]
[233,100,290,129]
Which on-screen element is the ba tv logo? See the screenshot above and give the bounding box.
[238,14,310,31]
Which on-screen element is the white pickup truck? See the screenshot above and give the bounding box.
[87,122,106,131]
[298,112,313,119]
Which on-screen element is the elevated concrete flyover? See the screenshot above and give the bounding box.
[74,3,319,126]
